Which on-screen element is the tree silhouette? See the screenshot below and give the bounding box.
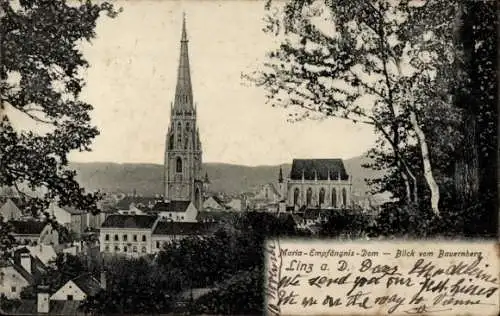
[0,0,120,216]
[245,0,467,217]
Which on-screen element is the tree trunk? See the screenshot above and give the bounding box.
[400,166,412,202]
[454,114,479,206]
[398,158,418,205]
[409,111,440,216]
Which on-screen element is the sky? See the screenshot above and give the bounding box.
[66,0,377,166]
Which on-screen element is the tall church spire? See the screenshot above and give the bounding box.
[174,13,193,112]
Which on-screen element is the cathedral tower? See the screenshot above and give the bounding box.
[164,15,203,210]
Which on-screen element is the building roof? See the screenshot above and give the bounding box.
[196,211,237,223]
[25,244,57,266]
[101,214,157,229]
[116,196,160,210]
[13,247,48,277]
[152,221,219,236]
[10,220,47,235]
[290,159,348,181]
[3,300,85,315]
[0,198,23,220]
[203,196,226,209]
[59,206,85,215]
[71,273,103,297]
[152,200,192,213]
[0,258,34,285]
[173,14,194,112]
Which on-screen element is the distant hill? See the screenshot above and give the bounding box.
[70,155,384,197]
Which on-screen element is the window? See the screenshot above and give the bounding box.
[133,235,137,242]
[105,234,109,241]
[177,122,182,144]
[133,246,137,253]
[306,188,312,206]
[342,188,347,207]
[142,235,146,242]
[319,188,325,206]
[114,235,119,241]
[181,216,184,220]
[156,241,160,249]
[124,246,128,252]
[169,213,172,217]
[176,157,182,173]
[114,246,119,252]
[169,133,174,150]
[293,188,300,205]
[123,234,128,242]
[11,286,16,293]
[105,245,110,252]
[67,295,73,301]
[141,247,147,253]
[331,188,337,208]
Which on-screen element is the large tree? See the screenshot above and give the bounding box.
[452,0,497,235]
[246,0,463,217]
[0,0,119,215]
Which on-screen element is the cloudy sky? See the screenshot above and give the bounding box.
[68,0,377,166]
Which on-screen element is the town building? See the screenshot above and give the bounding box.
[282,159,353,210]
[117,208,146,216]
[0,249,47,299]
[225,198,243,212]
[163,16,205,211]
[0,258,32,299]
[50,273,104,301]
[202,196,226,212]
[248,183,282,211]
[46,203,87,238]
[21,244,57,266]
[10,220,59,246]
[152,200,198,222]
[115,196,160,211]
[0,198,23,222]
[1,285,87,315]
[99,214,157,256]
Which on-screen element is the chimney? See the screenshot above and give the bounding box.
[37,285,50,314]
[100,271,107,290]
[20,253,31,274]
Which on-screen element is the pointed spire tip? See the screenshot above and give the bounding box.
[181,12,188,42]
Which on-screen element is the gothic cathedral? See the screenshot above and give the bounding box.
[164,16,203,211]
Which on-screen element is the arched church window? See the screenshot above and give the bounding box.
[319,188,325,206]
[186,122,190,132]
[331,188,337,208]
[342,188,347,207]
[293,188,300,205]
[176,157,182,173]
[306,188,312,206]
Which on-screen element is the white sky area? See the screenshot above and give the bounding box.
[65,0,377,166]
